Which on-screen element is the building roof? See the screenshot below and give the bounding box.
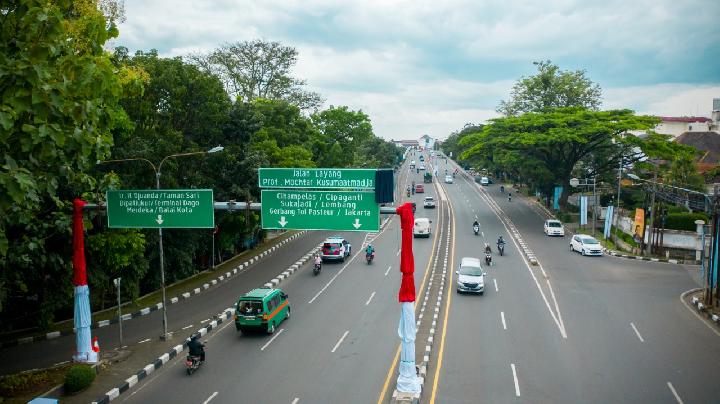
[675,131,720,165]
[659,116,712,123]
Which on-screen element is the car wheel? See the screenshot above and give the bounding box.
[268,322,275,334]
[570,244,574,251]
[581,249,586,256]
[285,307,290,320]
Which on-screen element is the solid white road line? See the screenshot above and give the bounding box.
[396,249,400,256]
[385,265,392,276]
[501,312,507,330]
[331,330,350,353]
[366,291,376,306]
[667,382,684,404]
[182,324,193,330]
[201,319,210,323]
[260,328,285,351]
[494,278,499,292]
[481,231,485,238]
[511,363,521,397]
[630,322,645,342]
[291,399,299,404]
[202,392,218,404]
[138,338,151,344]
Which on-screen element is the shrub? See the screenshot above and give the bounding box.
[64,365,95,394]
[664,212,709,231]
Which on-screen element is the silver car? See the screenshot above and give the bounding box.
[456,257,486,294]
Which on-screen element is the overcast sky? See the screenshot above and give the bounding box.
[115,0,720,140]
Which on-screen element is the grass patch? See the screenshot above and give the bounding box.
[0,364,71,403]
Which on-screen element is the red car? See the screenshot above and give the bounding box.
[415,184,424,193]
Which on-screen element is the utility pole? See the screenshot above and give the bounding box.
[614,156,623,245]
[644,171,658,256]
[113,277,123,347]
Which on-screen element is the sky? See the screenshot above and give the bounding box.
[115,0,720,140]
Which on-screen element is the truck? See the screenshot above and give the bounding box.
[423,172,432,183]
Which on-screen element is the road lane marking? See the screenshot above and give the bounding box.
[630,322,645,342]
[203,392,218,404]
[201,319,210,323]
[511,364,521,397]
[481,231,484,238]
[291,399,299,404]
[385,265,392,276]
[366,291,376,305]
[138,338,151,344]
[260,328,284,351]
[331,330,349,353]
[501,312,507,330]
[494,278,498,292]
[396,249,400,256]
[667,382,684,404]
[182,324,193,330]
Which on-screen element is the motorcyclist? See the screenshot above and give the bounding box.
[314,254,322,267]
[484,242,492,255]
[365,244,375,258]
[188,334,205,362]
[508,192,512,202]
[497,236,505,247]
[473,220,480,233]
[500,185,505,193]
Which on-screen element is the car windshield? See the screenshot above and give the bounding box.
[548,222,562,227]
[459,265,483,276]
[425,198,433,201]
[581,237,599,244]
[238,300,263,315]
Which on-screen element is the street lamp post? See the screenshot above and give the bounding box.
[113,277,122,347]
[100,146,224,340]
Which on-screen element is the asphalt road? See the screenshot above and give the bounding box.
[115,154,445,403]
[429,158,720,403]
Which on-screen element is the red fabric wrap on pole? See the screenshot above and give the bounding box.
[72,198,87,287]
[396,202,416,302]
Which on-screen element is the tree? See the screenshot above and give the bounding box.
[666,154,706,192]
[311,106,375,166]
[497,60,602,116]
[0,0,124,326]
[461,108,663,207]
[192,40,324,111]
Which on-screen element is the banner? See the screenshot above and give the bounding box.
[553,186,563,210]
[580,196,588,225]
[604,205,614,239]
[633,208,645,240]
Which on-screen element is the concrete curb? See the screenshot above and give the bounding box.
[90,307,236,404]
[682,288,720,336]
[601,248,693,265]
[0,231,307,349]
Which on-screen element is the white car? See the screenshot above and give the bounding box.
[413,218,432,238]
[321,236,352,261]
[480,176,490,186]
[544,219,565,236]
[456,257,486,294]
[419,163,426,170]
[444,175,454,184]
[423,196,436,209]
[570,235,603,256]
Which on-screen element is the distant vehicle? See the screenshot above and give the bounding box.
[235,287,290,334]
[544,219,565,236]
[419,163,426,170]
[423,196,436,209]
[444,175,454,184]
[410,160,416,169]
[456,257,486,294]
[423,172,432,183]
[415,184,425,193]
[419,155,425,162]
[570,235,603,256]
[480,177,490,186]
[321,236,352,261]
[413,218,432,238]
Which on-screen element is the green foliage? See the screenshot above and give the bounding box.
[0,370,51,397]
[64,364,95,394]
[666,154,706,192]
[1,0,123,324]
[497,60,602,116]
[664,212,709,231]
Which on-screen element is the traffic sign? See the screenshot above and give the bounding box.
[261,190,379,231]
[106,189,214,228]
[258,168,376,189]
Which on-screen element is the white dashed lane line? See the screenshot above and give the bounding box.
[365,291,376,306]
[494,279,499,292]
[667,382,684,404]
[385,265,392,276]
[138,338,151,344]
[331,330,349,353]
[260,328,284,351]
[202,392,218,404]
[511,363,521,397]
[630,322,645,342]
[182,324,193,330]
[501,311,507,330]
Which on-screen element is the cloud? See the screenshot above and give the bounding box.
[605,84,720,117]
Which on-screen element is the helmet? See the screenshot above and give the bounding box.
[191,334,199,341]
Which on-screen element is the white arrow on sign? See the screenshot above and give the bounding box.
[278,216,288,227]
[156,215,164,225]
[352,218,362,229]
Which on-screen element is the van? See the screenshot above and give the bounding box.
[413,218,432,238]
[235,287,290,334]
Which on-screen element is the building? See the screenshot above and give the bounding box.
[392,139,420,148]
[653,98,720,138]
[419,134,436,150]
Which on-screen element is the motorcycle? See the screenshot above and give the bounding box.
[186,354,204,375]
[407,190,411,197]
[366,252,375,264]
[473,225,479,236]
[508,194,512,202]
[497,243,505,256]
[313,262,322,276]
[485,252,492,266]
[500,186,505,193]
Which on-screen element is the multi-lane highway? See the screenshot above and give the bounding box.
[11,151,720,403]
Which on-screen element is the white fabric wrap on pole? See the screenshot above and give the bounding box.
[580,196,588,225]
[397,302,421,393]
[73,285,97,363]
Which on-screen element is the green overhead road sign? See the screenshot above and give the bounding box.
[259,168,376,189]
[261,190,379,231]
[106,189,214,228]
